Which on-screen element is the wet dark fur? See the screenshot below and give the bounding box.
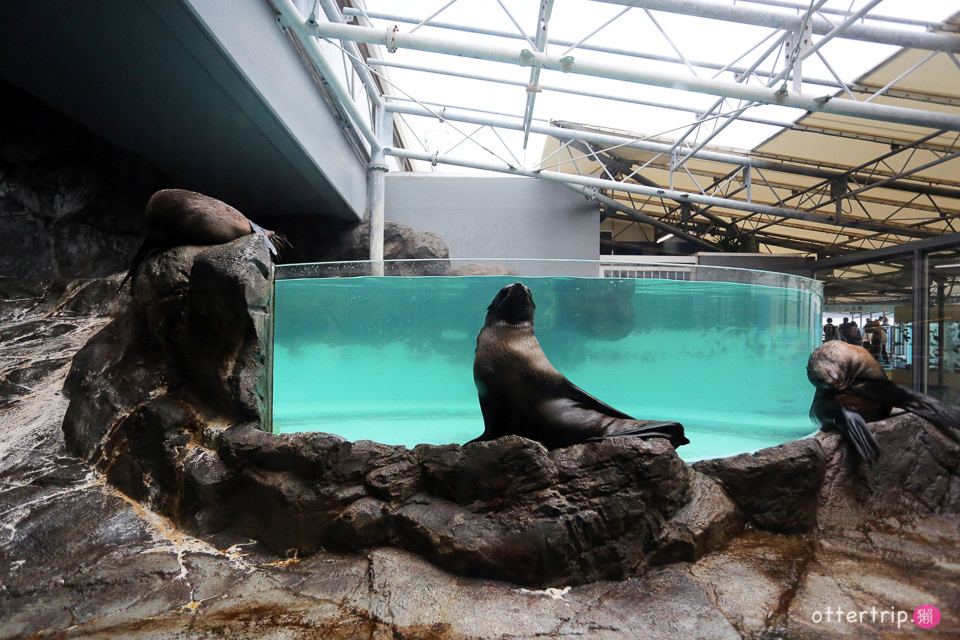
[468,282,689,449]
[119,189,289,290]
[807,341,960,463]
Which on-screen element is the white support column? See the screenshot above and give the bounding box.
[368,107,392,275]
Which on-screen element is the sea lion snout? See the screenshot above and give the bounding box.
[487,282,535,324]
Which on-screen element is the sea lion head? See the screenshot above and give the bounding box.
[807,350,842,390]
[485,282,535,326]
[807,340,880,391]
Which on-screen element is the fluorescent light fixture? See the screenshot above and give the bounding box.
[656,233,675,244]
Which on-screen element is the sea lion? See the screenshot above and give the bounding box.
[119,189,288,289]
[468,282,689,449]
[807,340,960,463]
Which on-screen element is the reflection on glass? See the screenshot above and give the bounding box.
[927,250,960,404]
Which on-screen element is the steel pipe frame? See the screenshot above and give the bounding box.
[349,5,952,158]
[299,20,960,132]
[572,185,719,251]
[614,150,960,217]
[521,0,555,148]
[382,145,939,240]
[763,131,960,215]
[372,58,796,130]
[593,146,960,245]
[735,0,947,30]
[592,0,960,53]
[667,24,796,171]
[384,101,951,238]
[273,0,379,150]
[316,0,384,111]
[342,7,894,93]
[550,122,960,200]
[392,98,957,245]
[286,5,958,255]
[614,183,945,254]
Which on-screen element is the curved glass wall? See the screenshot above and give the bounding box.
[272,259,822,461]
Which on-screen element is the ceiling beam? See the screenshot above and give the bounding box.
[592,0,960,53]
[381,103,942,238]
[551,121,960,198]
[384,144,939,240]
[299,19,960,132]
[568,142,954,238]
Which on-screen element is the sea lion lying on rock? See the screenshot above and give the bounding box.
[468,282,689,449]
[120,189,287,289]
[807,340,960,463]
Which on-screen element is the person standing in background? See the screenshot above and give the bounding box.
[823,318,838,342]
[839,317,853,343]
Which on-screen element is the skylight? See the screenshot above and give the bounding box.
[350,0,958,172]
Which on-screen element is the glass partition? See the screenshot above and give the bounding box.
[814,256,913,384]
[272,259,822,460]
[811,234,960,402]
[927,249,960,404]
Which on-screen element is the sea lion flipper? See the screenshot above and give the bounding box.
[467,389,512,444]
[561,380,634,420]
[249,219,278,256]
[584,421,689,448]
[836,406,880,464]
[117,244,158,291]
[887,385,960,441]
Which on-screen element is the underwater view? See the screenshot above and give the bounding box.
[272,273,821,461]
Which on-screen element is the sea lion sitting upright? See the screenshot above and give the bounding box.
[119,189,288,289]
[807,340,960,464]
[468,282,689,450]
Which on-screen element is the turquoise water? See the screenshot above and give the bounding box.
[273,275,820,461]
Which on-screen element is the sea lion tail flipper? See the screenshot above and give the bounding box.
[586,421,690,449]
[888,385,960,441]
[836,407,880,464]
[117,243,154,292]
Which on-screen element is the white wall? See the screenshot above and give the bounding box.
[385,174,599,274]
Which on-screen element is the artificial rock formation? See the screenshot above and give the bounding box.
[2,249,958,637]
[60,235,743,586]
[302,218,451,275]
[0,80,170,280]
[58,235,960,594]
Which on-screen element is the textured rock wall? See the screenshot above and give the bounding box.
[0,81,171,279]
[0,80,448,280]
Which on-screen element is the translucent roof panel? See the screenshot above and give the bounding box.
[356,0,957,163]
[293,0,960,258]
